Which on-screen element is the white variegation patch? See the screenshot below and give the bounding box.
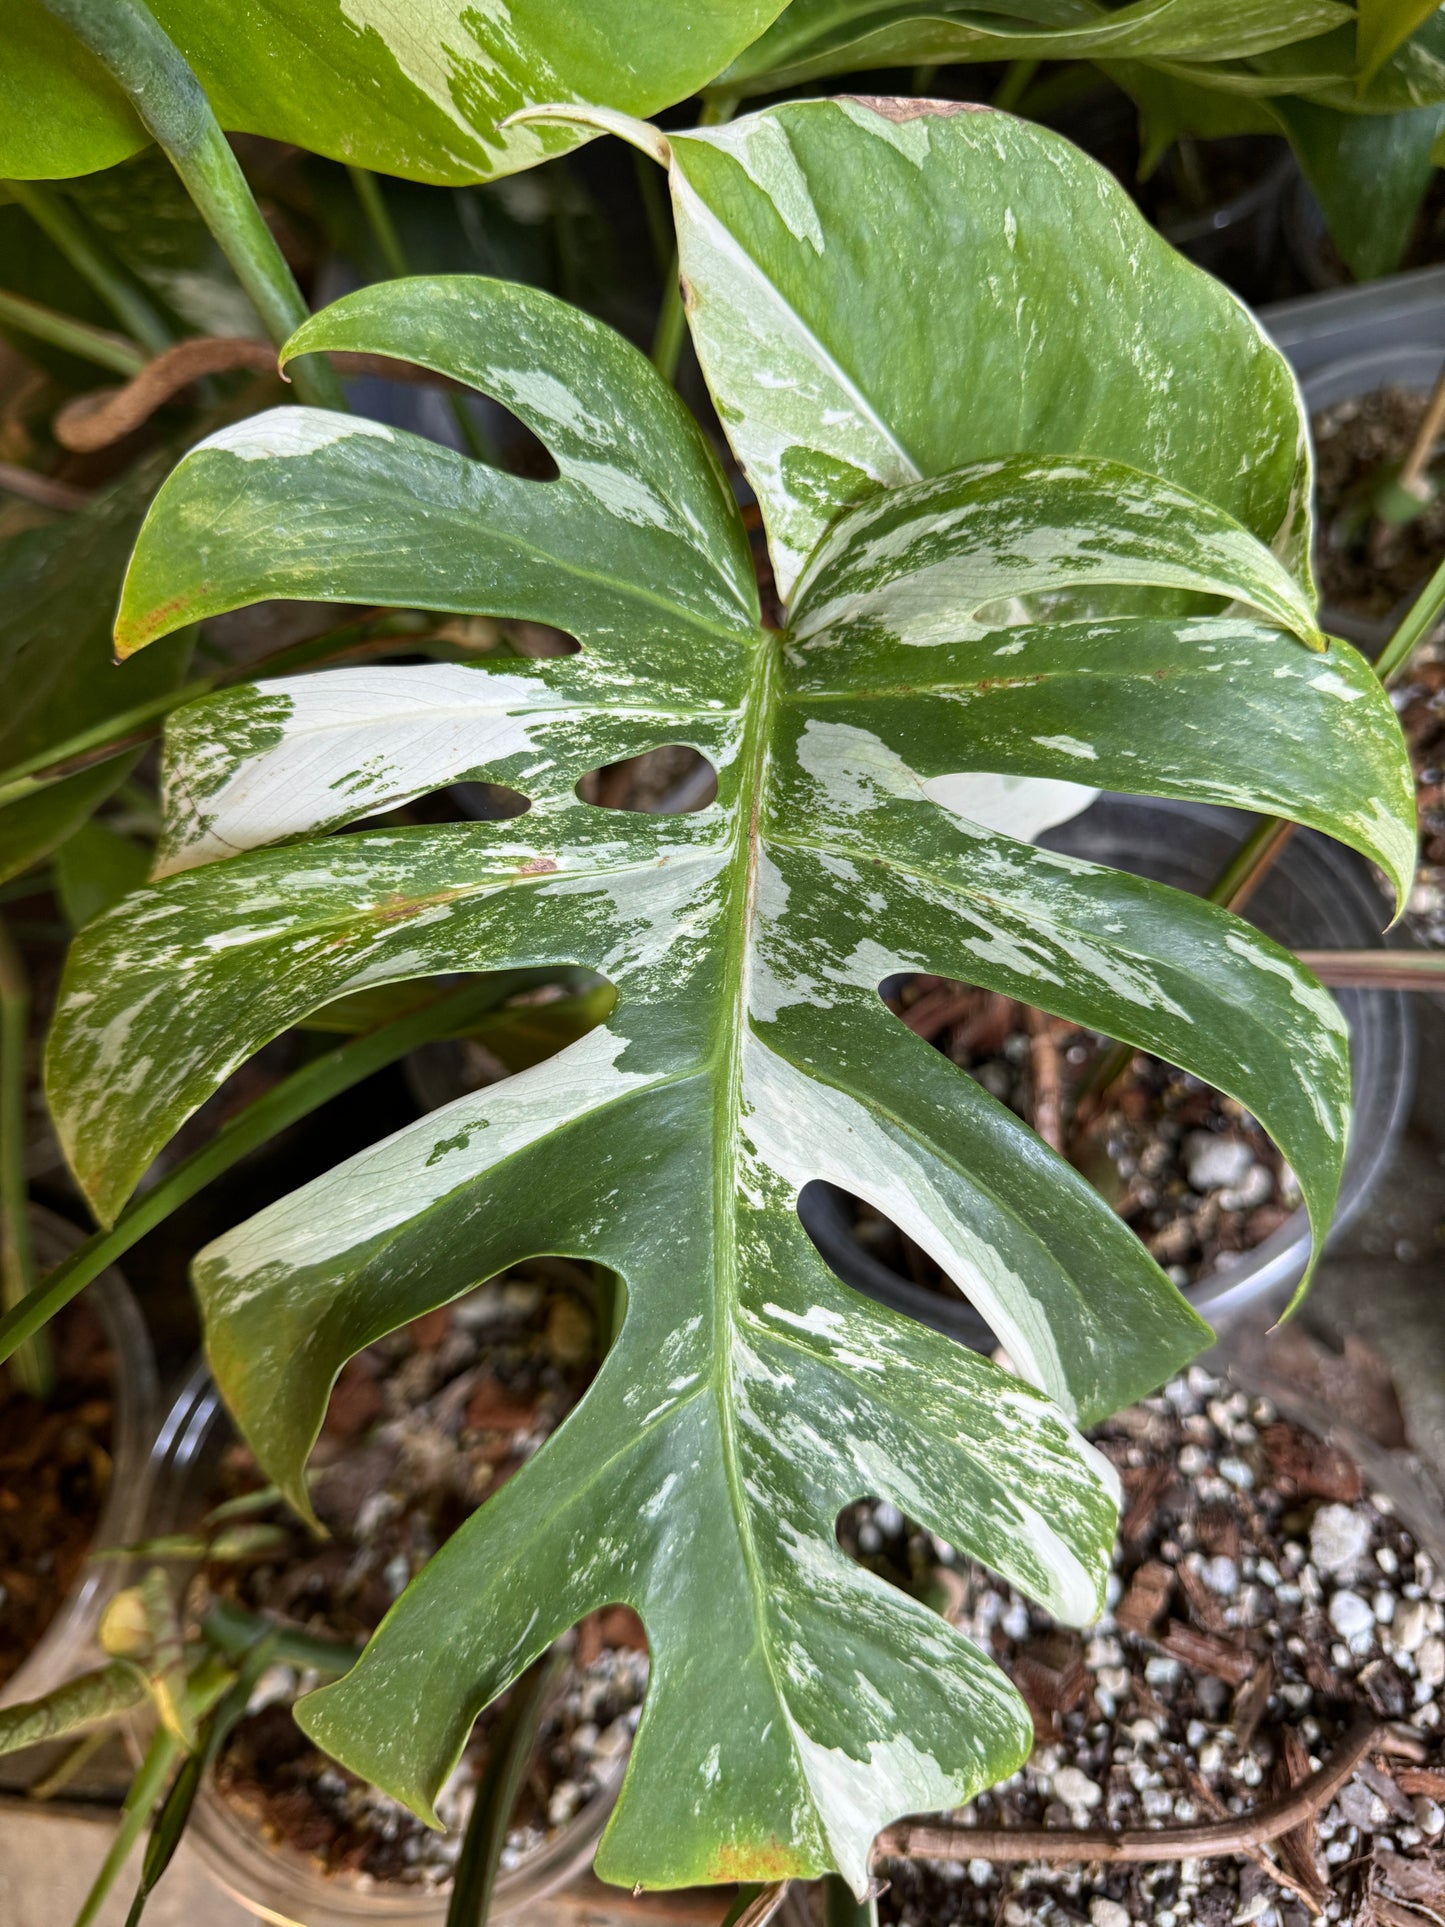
[197,409,396,463]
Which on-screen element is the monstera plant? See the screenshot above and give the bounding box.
[46,99,1415,1894]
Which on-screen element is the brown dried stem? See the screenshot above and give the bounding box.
[53,335,474,452]
[1025,1003,1064,1151]
[872,1710,1377,1869]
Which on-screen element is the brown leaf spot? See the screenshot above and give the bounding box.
[518,857,558,875]
[843,94,991,122]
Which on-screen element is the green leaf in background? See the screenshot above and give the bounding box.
[56,149,261,337]
[1275,91,1445,276]
[718,0,1350,96]
[720,7,1445,284]
[0,0,787,185]
[1358,0,1445,83]
[46,100,1415,1886]
[54,819,152,929]
[0,461,190,886]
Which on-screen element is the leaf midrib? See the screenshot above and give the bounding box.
[712,630,822,1818]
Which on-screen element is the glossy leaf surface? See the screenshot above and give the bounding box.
[721,0,1349,94]
[47,107,1414,1894]
[640,98,1313,600]
[0,0,785,183]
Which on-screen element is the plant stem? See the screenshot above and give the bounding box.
[446,1647,567,1927]
[72,1654,231,1927]
[72,1726,182,1927]
[200,1598,359,1676]
[346,164,409,279]
[992,59,1040,111]
[651,95,736,386]
[3,179,172,355]
[345,165,493,461]
[0,463,93,513]
[37,0,345,410]
[651,258,689,385]
[0,918,49,1395]
[1208,817,1298,916]
[911,63,939,93]
[1295,948,1445,988]
[0,973,575,1369]
[0,288,146,376]
[874,1711,1376,1867]
[1399,359,1445,500]
[1376,545,1445,682]
[633,149,672,274]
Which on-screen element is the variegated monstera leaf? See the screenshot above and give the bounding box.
[47,101,1414,1894]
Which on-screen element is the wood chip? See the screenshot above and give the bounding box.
[1177,1557,1232,1635]
[1271,1725,1330,1911]
[1261,1420,1364,1504]
[1116,1559,1173,1635]
[1397,1767,1445,1798]
[1012,1630,1090,1729]
[1120,1460,1176,1543]
[1231,1656,1275,1749]
[1156,1620,1257,1687]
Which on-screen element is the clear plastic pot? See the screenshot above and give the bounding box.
[0,1206,158,1712]
[1301,342,1445,653]
[799,795,1413,1349]
[145,1366,625,1927]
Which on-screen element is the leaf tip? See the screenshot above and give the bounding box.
[505,103,671,169]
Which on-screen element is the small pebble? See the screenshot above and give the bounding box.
[1393,1598,1429,1654]
[1419,1635,1445,1687]
[1329,1590,1374,1643]
[1183,1132,1254,1192]
[1090,1900,1131,1927]
[1051,1766,1103,1810]
[1339,1781,1390,1832]
[1311,1504,1370,1576]
[1202,1556,1238,1597]
[1413,1795,1445,1836]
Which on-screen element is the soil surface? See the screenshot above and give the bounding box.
[848,980,1295,1297]
[0,1298,116,1689]
[1392,639,1445,950]
[199,1266,649,1891]
[863,1361,1445,1927]
[1313,388,1445,624]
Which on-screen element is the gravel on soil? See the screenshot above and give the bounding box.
[859,1362,1445,1927]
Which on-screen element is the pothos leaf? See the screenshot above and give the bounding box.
[718,0,1351,96]
[45,105,1415,1895]
[587,97,1318,603]
[0,0,786,185]
[1358,0,1445,83]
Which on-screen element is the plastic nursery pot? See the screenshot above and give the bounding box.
[0,1206,158,1713]
[145,1366,628,1927]
[1303,343,1445,654]
[799,795,1413,1351]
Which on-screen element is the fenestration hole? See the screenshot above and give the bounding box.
[577,746,717,813]
[796,1180,995,1352]
[869,974,1298,1300]
[342,782,531,834]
